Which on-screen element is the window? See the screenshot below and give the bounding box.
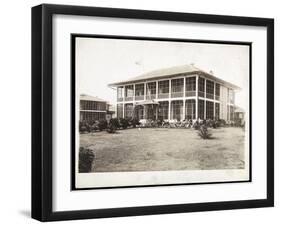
[206,101,214,119]
[215,83,220,100]
[80,100,85,110]
[125,103,134,118]
[215,103,220,120]
[228,89,235,104]
[125,85,134,101]
[80,100,106,111]
[171,100,183,121]
[80,111,106,122]
[117,104,123,118]
[206,80,214,99]
[158,80,169,98]
[198,77,205,97]
[185,99,196,120]
[96,102,106,111]
[117,87,124,101]
[171,78,183,97]
[135,84,144,100]
[146,82,156,99]
[135,105,144,119]
[158,101,169,120]
[198,99,204,119]
[185,77,196,96]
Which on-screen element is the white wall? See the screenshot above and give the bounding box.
[0,0,279,225]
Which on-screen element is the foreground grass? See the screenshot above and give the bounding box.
[80,127,245,172]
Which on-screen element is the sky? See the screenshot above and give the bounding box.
[76,37,249,110]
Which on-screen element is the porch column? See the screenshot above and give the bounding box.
[133,84,136,102]
[204,78,206,119]
[168,79,172,121]
[144,82,147,100]
[182,100,186,121]
[169,79,172,99]
[195,75,199,119]
[213,82,216,119]
[156,81,158,99]
[168,101,171,120]
[183,77,186,97]
[122,86,125,118]
[156,105,158,120]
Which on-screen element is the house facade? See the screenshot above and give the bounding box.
[109,64,239,122]
[80,94,114,122]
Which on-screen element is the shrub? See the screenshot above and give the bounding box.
[130,118,140,128]
[79,147,95,172]
[193,120,200,130]
[217,119,226,127]
[110,118,120,129]
[90,122,99,132]
[198,125,212,139]
[107,122,117,133]
[97,119,108,131]
[79,121,90,133]
[119,118,129,129]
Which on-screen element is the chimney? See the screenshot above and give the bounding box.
[209,70,214,75]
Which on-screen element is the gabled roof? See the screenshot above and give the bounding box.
[108,64,240,90]
[80,94,107,103]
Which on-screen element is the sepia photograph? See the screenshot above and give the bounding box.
[73,35,251,189]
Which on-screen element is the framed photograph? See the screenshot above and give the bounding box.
[32,4,274,221]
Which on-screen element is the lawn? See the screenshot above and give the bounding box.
[79,127,246,172]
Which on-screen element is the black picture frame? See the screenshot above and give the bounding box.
[32,3,274,222]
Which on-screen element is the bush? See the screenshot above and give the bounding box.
[79,121,90,133]
[218,119,226,127]
[119,118,129,129]
[110,118,120,129]
[198,125,212,139]
[130,118,140,128]
[97,119,108,131]
[193,120,200,130]
[79,147,95,172]
[107,123,117,133]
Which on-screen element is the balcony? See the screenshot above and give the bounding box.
[125,96,133,101]
[158,93,169,99]
[135,95,144,101]
[146,94,156,100]
[198,91,204,97]
[206,93,214,99]
[185,91,196,97]
[171,91,183,98]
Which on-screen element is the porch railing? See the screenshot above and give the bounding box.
[171,92,184,98]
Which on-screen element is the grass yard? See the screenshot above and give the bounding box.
[80,127,246,172]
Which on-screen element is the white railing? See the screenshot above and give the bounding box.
[198,91,205,97]
[158,93,169,99]
[206,93,214,99]
[171,92,183,98]
[135,95,144,101]
[185,91,196,97]
[125,96,133,101]
[146,94,156,100]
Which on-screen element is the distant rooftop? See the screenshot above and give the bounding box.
[109,64,240,90]
[80,94,107,103]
